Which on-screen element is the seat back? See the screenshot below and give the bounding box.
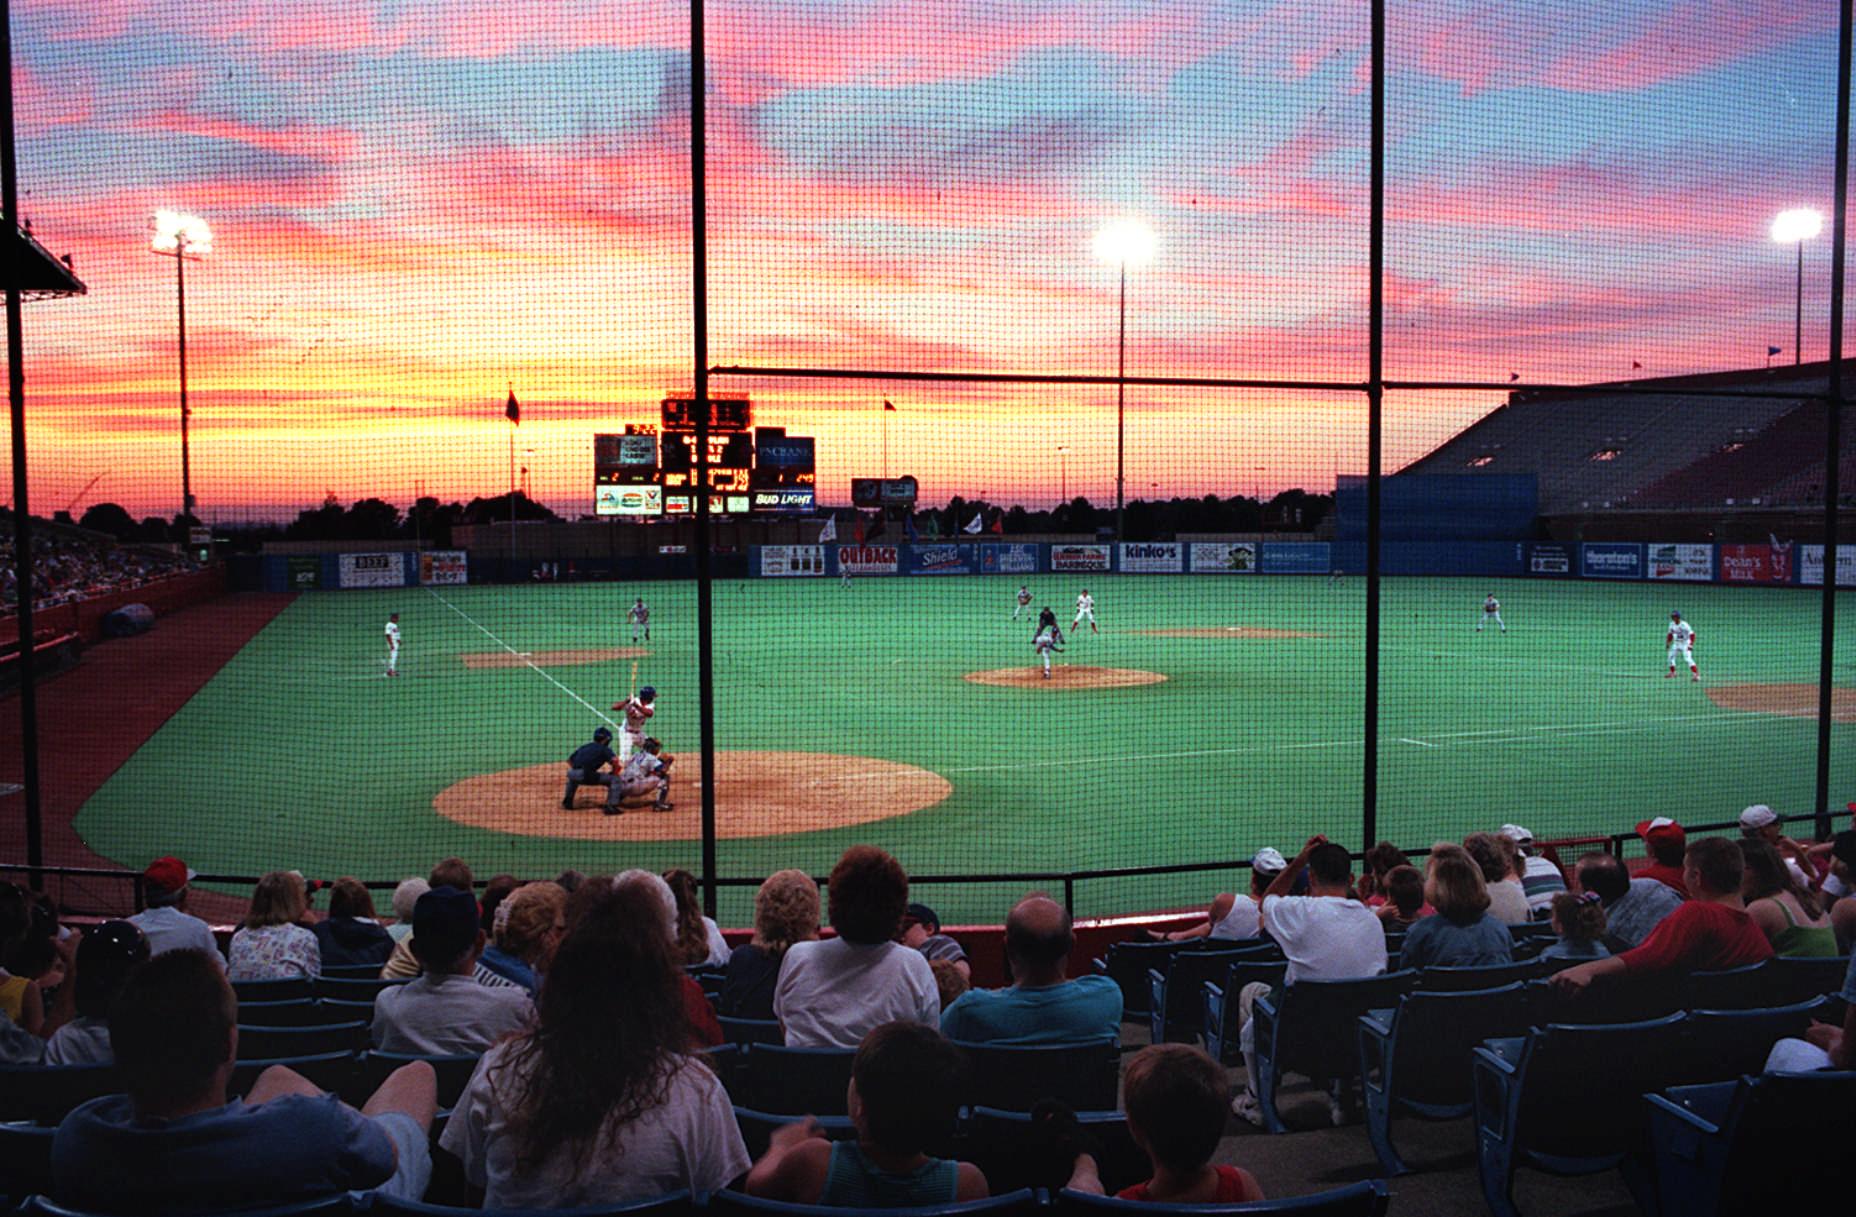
[314,975,410,1002]
[235,1021,369,1060]
[1152,946,1257,1042]
[1271,971,1419,1082]
[1417,961,1544,992]
[733,1106,856,1160]
[319,962,392,980]
[1523,976,1681,1026]
[369,1189,695,1216]
[1100,940,1190,1017]
[1376,983,1534,1109]
[719,1016,785,1046]
[707,1187,1042,1217]
[0,1064,121,1124]
[1512,1014,1689,1157]
[1682,997,1830,1082]
[742,1044,857,1114]
[1712,1070,1856,1203]
[963,1106,1150,1197]
[1052,1180,1391,1216]
[954,1038,1120,1112]
[229,976,313,1003]
[0,1122,56,1202]
[358,1050,484,1108]
[1761,955,1853,1006]
[23,1198,355,1217]
[227,1051,357,1098]
[234,998,327,1027]
[1679,962,1772,1012]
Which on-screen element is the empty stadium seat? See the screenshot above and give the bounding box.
[1522,976,1679,1026]
[1357,982,1534,1175]
[234,998,327,1027]
[952,1039,1119,1113]
[0,1121,56,1199]
[733,1106,854,1160]
[234,1021,369,1061]
[1051,1181,1391,1216]
[1093,939,1193,1019]
[1678,962,1772,1011]
[0,1064,121,1124]
[230,977,313,1003]
[1413,961,1544,993]
[719,1017,784,1047]
[1146,944,1263,1043]
[1251,971,1419,1134]
[1682,997,1830,1080]
[961,1107,1148,1198]
[318,963,392,980]
[369,1191,693,1216]
[314,976,410,1002]
[1199,960,1289,1066]
[1645,1071,1856,1217]
[317,997,380,1024]
[708,1187,1040,1217]
[741,1045,856,1115]
[1761,954,1852,1005]
[350,1050,483,1109]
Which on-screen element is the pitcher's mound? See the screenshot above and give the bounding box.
[1138,627,1322,640]
[964,666,1168,689]
[432,751,951,841]
[462,647,649,670]
[1708,683,1856,723]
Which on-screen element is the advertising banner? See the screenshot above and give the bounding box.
[1580,542,1644,580]
[595,484,662,516]
[1261,541,1330,574]
[1118,542,1184,573]
[910,544,975,575]
[980,543,1038,574]
[286,556,321,590]
[1528,543,1571,575]
[1719,542,1793,584]
[749,488,816,513]
[337,552,406,589]
[1646,542,1713,582]
[836,544,899,575]
[759,545,825,577]
[1051,544,1110,572]
[418,551,468,586]
[1801,544,1856,587]
[1188,543,1257,573]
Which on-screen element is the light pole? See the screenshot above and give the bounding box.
[1770,207,1822,366]
[1056,445,1069,503]
[1092,218,1155,542]
[151,210,213,535]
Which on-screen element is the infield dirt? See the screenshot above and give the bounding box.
[963,666,1168,689]
[1708,683,1856,723]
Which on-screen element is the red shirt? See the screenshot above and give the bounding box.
[1118,1167,1264,1204]
[1618,900,1773,975]
[681,975,723,1047]
[1630,861,1689,898]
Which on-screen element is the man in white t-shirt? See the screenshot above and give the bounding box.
[774,846,938,1048]
[1231,836,1385,1127]
[127,856,225,972]
[372,887,533,1055]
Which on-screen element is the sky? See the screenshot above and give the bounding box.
[0,0,1847,519]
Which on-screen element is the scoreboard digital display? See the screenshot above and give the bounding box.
[596,401,819,517]
[661,396,752,432]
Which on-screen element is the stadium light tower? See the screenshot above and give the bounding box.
[1056,445,1069,502]
[1093,217,1156,542]
[151,210,213,533]
[1770,207,1822,367]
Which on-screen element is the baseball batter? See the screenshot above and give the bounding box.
[1072,589,1098,635]
[1477,594,1505,634]
[1667,612,1698,681]
[1033,623,1065,679]
[383,613,401,677]
[610,686,657,762]
[628,597,651,644]
[1012,584,1032,621]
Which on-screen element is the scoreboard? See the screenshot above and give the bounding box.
[595,401,815,516]
[661,396,752,432]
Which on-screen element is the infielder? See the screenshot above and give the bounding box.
[383,613,401,677]
[1477,593,1505,634]
[618,738,674,811]
[1667,611,1699,681]
[628,597,650,644]
[561,726,623,814]
[610,685,657,762]
[1033,623,1065,679]
[1072,589,1098,635]
[1012,584,1032,621]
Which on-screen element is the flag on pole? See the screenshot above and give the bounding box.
[1631,361,1642,370]
[505,388,521,425]
[883,400,897,412]
[964,512,983,534]
[819,515,837,544]
[1508,372,1519,382]
[989,513,1004,535]
[1768,346,1783,357]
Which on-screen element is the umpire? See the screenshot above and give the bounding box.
[561,726,623,815]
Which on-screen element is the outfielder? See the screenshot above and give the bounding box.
[1012,584,1032,621]
[1072,589,1098,635]
[1667,612,1699,681]
[611,686,657,762]
[618,738,674,811]
[1033,623,1065,679]
[383,613,401,677]
[627,597,650,644]
[1477,594,1505,634]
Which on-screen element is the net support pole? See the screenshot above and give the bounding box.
[1814,0,1851,838]
[1361,0,1385,849]
[1,0,43,890]
[691,0,719,918]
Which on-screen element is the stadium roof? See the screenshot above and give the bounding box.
[2,224,86,299]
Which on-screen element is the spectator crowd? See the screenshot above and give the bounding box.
[0,525,196,615]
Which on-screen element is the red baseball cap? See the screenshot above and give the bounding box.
[143,856,196,897]
[1634,818,1685,847]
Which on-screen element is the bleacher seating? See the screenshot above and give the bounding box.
[1645,1071,1856,1217]
[738,1045,857,1116]
[371,1193,695,1217]
[21,1198,353,1217]
[959,1107,1149,1198]
[234,1021,370,1061]
[1411,961,1544,992]
[1051,1181,1391,1216]
[230,977,314,1004]
[1147,944,1270,1043]
[234,999,328,1027]
[0,1064,119,1125]
[1251,971,1420,1134]
[351,1050,483,1109]
[1199,960,1289,1066]
[709,1188,1041,1217]
[1682,998,1830,1079]
[0,1121,56,1200]
[719,1016,784,1047]
[1092,939,1192,1019]
[1760,954,1852,1005]
[953,1039,1120,1113]
[315,976,410,1002]
[319,963,393,980]
[227,1051,357,1100]
[732,1107,855,1160]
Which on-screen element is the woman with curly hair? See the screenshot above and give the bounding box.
[721,870,819,1020]
[663,868,729,968]
[439,879,749,1207]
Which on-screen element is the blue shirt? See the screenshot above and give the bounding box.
[821,1141,958,1207]
[1396,912,1515,970]
[569,741,615,773]
[54,1092,396,1213]
[940,976,1121,1045]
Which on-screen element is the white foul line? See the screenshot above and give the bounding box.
[426,588,620,730]
[1399,738,1437,748]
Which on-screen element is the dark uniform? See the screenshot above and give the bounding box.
[562,730,622,813]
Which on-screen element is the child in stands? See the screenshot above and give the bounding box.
[1539,891,1610,961]
[1375,865,1430,930]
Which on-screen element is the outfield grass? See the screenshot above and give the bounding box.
[76,576,1854,924]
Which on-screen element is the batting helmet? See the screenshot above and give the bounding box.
[639,686,656,701]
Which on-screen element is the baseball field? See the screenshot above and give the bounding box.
[73,575,1855,924]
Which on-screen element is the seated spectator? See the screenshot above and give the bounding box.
[1375,865,1430,929]
[1738,804,1814,887]
[1538,892,1610,962]
[478,874,522,938]
[439,880,749,1208]
[1552,837,1773,995]
[1572,851,1683,950]
[1631,818,1690,896]
[1231,837,1386,1128]
[930,959,970,1011]
[1357,841,1411,909]
[52,950,435,1212]
[0,882,76,1063]
[46,921,149,1065]
[1155,848,1286,942]
[312,877,394,969]
[1740,838,1839,957]
[382,857,475,979]
[227,872,321,981]
[775,845,938,1048]
[1827,831,1856,951]
[386,877,427,943]
[372,887,532,1055]
[722,869,819,1020]
[1464,833,1531,925]
[1066,1044,1265,1204]
[745,1021,987,1205]
[1396,846,1513,970]
[127,855,224,970]
[1,889,60,1038]
[665,868,731,967]
[900,903,970,980]
[480,882,568,996]
[1501,825,1568,914]
[601,870,722,1047]
[1763,950,1856,1073]
[941,895,1121,1044]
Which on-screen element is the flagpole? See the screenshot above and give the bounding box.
[882,401,890,479]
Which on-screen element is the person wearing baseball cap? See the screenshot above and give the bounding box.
[1155,847,1288,943]
[127,856,225,971]
[1631,818,1689,897]
[1501,824,1568,914]
[44,920,149,1066]
[1738,804,1815,888]
[371,887,532,1057]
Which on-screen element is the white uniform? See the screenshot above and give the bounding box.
[1667,618,1697,678]
[627,601,649,643]
[1072,592,1096,630]
[384,620,400,674]
[1477,596,1505,633]
[618,697,654,762]
[1034,625,1064,678]
[619,749,671,806]
[1012,587,1031,621]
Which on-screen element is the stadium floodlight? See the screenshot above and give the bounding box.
[150,211,213,536]
[1770,207,1823,367]
[1056,445,1069,502]
[1093,217,1156,542]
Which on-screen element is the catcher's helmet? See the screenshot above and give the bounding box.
[639,686,656,701]
[593,726,613,742]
